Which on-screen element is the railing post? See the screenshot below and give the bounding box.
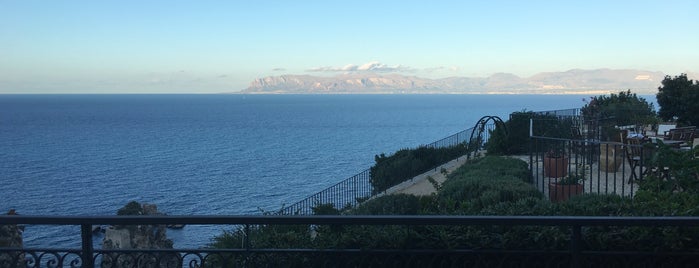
[570,225,581,268]
[244,224,251,250]
[80,223,94,268]
[243,223,251,266]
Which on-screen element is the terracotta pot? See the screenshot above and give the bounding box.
[543,156,568,178]
[548,183,583,202]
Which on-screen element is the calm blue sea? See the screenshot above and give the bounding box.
[1,94,591,248]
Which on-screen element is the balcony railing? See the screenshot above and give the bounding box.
[2,215,699,267]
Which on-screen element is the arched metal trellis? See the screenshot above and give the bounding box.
[467,115,507,158]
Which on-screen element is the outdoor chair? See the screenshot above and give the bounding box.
[625,139,673,183]
[625,138,643,184]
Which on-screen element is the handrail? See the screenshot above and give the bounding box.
[3,215,698,268]
[2,215,699,227]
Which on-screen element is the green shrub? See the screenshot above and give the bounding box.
[632,143,699,216]
[438,175,543,214]
[554,194,634,216]
[312,203,341,215]
[437,156,542,213]
[210,154,699,258]
[350,194,431,215]
[487,111,574,155]
[210,224,313,250]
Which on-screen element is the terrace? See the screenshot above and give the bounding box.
[3,108,699,267]
[526,108,698,202]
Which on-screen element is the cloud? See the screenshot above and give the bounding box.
[424,66,461,73]
[424,66,446,73]
[272,68,286,71]
[307,61,413,73]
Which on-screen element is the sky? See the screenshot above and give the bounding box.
[1,0,698,93]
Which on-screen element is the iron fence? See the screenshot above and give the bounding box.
[527,106,691,200]
[534,108,580,118]
[424,127,473,149]
[2,215,699,267]
[278,124,493,215]
[278,169,372,215]
[529,135,681,200]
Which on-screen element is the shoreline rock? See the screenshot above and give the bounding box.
[102,202,178,267]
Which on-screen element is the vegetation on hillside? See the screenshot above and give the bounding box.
[211,155,699,261]
[369,144,470,193]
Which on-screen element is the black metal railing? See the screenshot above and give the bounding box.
[2,215,699,267]
[529,135,675,200]
[278,169,372,215]
[424,127,473,149]
[278,125,492,215]
[534,108,580,118]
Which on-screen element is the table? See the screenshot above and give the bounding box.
[648,137,684,148]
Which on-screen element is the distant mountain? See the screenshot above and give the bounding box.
[242,69,677,94]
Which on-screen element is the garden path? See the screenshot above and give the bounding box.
[379,154,474,197]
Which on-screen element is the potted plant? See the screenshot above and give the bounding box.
[543,149,568,178]
[549,169,585,202]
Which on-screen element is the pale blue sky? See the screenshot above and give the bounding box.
[1,0,697,93]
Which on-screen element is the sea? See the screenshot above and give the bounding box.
[0,94,605,248]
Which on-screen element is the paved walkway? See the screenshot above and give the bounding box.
[513,154,637,198]
[374,154,475,198]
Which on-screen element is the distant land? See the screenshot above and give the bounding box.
[241,69,698,94]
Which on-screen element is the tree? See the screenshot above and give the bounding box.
[656,74,699,126]
[581,90,656,141]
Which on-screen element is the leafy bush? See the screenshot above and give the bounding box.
[211,155,699,259]
[312,203,341,215]
[554,194,633,216]
[350,194,435,215]
[445,156,532,184]
[438,157,542,214]
[209,210,317,250]
[370,143,469,193]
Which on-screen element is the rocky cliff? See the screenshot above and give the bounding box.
[0,210,24,267]
[242,69,670,94]
[102,203,177,267]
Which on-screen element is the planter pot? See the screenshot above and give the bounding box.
[543,156,568,178]
[599,143,623,173]
[548,183,583,202]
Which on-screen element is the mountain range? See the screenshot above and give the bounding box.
[242,69,695,94]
